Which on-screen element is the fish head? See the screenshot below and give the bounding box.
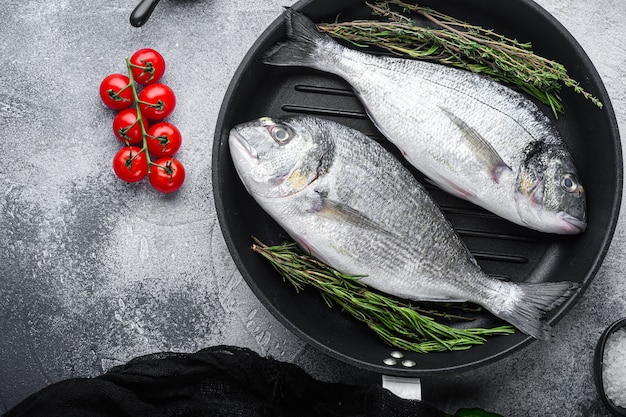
[229,116,333,198]
[515,141,586,234]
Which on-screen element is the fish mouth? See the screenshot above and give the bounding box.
[229,128,258,160]
[558,212,587,234]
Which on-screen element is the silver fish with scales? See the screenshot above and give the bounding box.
[229,115,579,339]
[261,8,587,235]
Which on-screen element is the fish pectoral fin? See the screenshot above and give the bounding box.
[293,233,331,265]
[440,107,512,184]
[309,192,393,236]
[491,164,512,184]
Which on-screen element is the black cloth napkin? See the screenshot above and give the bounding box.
[3,345,446,417]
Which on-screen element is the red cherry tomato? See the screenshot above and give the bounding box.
[112,146,148,182]
[99,74,133,110]
[147,122,182,158]
[130,48,166,85]
[138,83,176,120]
[112,108,147,145]
[130,48,165,85]
[149,157,185,193]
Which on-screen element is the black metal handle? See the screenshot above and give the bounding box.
[130,0,162,27]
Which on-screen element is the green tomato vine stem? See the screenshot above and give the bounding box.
[119,119,139,143]
[124,57,153,171]
[123,57,171,175]
[137,99,163,110]
[130,61,156,83]
[110,83,132,101]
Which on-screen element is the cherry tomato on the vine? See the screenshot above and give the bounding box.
[147,122,181,158]
[113,146,148,183]
[99,74,133,110]
[102,49,186,190]
[112,108,147,145]
[149,157,185,193]
[130,48,166,85]
[139,83,176,120]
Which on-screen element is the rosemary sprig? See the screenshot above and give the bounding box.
[317,0,603,116]
[252,238,515,353]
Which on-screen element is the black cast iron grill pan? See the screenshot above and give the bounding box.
[212,0,622,376]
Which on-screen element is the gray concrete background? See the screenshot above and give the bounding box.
[0,0,624,415]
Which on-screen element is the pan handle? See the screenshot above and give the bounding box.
[381,375,422,400]
[130,0,162,27]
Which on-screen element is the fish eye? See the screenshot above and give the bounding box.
[560,173,578,193]
[269,125,292,144]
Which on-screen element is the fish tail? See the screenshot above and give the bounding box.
[496,281,580,340]
[261,8,328,68]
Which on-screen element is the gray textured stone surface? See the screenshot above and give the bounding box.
[0,0,624,415]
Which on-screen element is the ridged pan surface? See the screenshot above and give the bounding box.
[212,0,622,375]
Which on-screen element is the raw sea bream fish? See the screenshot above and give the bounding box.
[228,115,579,339]
[261,8,587,235]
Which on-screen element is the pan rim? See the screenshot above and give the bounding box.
[212,0,622,376]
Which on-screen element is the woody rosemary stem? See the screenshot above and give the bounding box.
[252,238,515,353]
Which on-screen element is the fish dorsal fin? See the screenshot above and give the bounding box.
[440,107,512,183]
[308,191,394,236]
